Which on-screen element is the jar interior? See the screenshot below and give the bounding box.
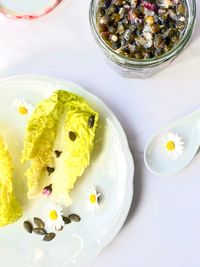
[90,0,196,66]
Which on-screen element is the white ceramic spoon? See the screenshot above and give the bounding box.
[144,109,200,175]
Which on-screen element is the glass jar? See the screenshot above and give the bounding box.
[89,0,197,78]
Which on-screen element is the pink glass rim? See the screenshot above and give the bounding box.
[0,0,62,20]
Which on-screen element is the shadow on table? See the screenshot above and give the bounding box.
[124,142,144,228]
[100,106,145,229]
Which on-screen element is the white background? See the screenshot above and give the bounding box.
[0,1,199,267]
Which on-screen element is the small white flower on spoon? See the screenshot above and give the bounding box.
[163,132,185,159]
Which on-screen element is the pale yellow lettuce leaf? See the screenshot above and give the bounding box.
[0,137,22,227]
[22,90,99,206]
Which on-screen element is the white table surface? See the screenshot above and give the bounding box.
[0,1,199,267]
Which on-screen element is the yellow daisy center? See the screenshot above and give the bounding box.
[49,210,58,220]
[90,194,97,204]
[166,141,176,151]
[18,106,28,115]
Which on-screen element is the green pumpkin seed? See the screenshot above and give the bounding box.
[33,228,47,235]
[68,214,81,222]
[88,115,95,128]
[34,217,45,228]
[47,166,55,176]
[177,3,185,15]
[23,221,33,233]
[43,233,56,242]
[98,7,105,18]
[54,150,62,158]
[69,131,76,141]
[62,216,71,224]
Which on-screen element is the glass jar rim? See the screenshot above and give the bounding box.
[89,0,197,66]
[0,0,62,20]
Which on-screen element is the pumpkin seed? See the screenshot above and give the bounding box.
[33,228,47,235]
[100,0,110,9]
[177,3,185,15]
[23,221,33,233]
[68,214,81,222]
[96,0,187,59]
[88,115,95,128]
[112,41,121,50]
[34,217,45,228]
[98,7,105,18]
[54,150,62,158]
[47,166,55,176]
[107,4,117,15]
[62,216,71,224]
[69,131,76,141]
[43,233,56,242]
[175,21,185,31]
[115,0,124,7]
[109,25,117,34]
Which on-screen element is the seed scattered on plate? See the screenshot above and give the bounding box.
[47,166,55,176]
[43,233,56,242]
[69,131,77,141]
[23,221,33,233]
[88,115,95,128]
[62,216,71,224]
[33,228,47,236]
[68,214,81,222]
[24,210,81,243]
[34,217,45,228]
[54,150,62,158]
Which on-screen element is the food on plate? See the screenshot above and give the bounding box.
[23,221,33,233]
[97,0,187,59]
[0,136,23,227]
[21,90,99,206]
[23,205,81,242]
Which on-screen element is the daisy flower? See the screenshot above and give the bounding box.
[12,98,34,117]
[163,132,185,159]
[85,185,101,213]
[43,202,64,231]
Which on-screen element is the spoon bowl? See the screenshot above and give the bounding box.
[144,109,200,175]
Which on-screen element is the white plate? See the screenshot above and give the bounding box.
[0,75,134,267]
[0,0,62,19]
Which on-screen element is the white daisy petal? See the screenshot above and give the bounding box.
[85,185,101,213]
[163,132,185,160]
[12,97,34,119]
[43,202,64,231]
